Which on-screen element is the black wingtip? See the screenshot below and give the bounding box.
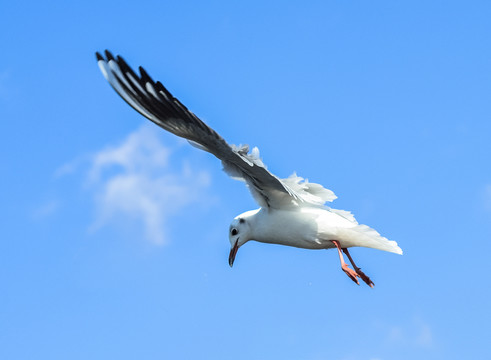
[104,49,115,61]
[95,52,104,61]
[116,55,129,67]
[139,66,152,83]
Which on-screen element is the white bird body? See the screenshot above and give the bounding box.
[235,207,402,254]
[96,50,402,286]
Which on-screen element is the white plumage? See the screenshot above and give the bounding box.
[96,50,402,287]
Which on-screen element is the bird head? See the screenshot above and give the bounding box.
[228,212,255,267]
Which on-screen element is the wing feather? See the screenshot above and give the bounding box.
[96,50,335,209]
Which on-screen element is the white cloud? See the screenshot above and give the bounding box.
[54,157,83,178]
[32,199,60,220]
[387,325,403,342]
[87,125,211,245]
[414,317,432,347]
[384,316,433,348]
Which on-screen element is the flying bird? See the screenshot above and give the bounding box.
[96,50,402,287]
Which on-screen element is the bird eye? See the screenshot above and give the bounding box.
[231,228,238,236]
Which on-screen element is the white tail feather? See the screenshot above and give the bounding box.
[352,224,403,254]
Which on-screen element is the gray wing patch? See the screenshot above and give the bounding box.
[96,50,297,208]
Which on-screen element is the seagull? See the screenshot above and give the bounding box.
[96,50,402,287]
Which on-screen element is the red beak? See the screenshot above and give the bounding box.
[229,239,239,267]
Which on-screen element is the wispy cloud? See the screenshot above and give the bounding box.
[384,316,433,348]
[32,199,60,220]
[414,317,432,347]
[87,125,211,245]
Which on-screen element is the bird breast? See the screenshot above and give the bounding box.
[251,208,327,249]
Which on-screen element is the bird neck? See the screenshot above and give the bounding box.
[246,208,275,243]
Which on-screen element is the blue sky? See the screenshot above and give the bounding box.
[1,1,491,359]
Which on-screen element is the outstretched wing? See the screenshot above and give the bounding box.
[96,50,336,208]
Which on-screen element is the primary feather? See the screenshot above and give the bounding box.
[96,50,337,210]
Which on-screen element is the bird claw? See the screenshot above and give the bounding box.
[355,268,375,288]
[342,263,360,285]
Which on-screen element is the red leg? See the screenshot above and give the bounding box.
[330,240,359,285]
[342,248,375,288]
